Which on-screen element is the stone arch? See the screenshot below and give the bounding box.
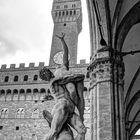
[115,1,140,51]
[114,2,140,138]
[124,65,140,138]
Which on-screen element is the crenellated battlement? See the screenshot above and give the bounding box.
[0,60,88,71]
[0,62,45,70]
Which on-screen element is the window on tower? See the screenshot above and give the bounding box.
[56,5,60,9]
[24,75,28,81]
[72,4,76,8]
[70,10,72,16]
[4,76,9,82]
[33,75,38,81]
[64,5,68,9]
[14,76,18,82]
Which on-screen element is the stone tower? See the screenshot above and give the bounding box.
[49,0,82,67]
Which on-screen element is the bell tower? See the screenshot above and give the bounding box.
[49,0,82,67]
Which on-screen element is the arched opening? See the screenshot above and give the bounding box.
[26,89,32,101]
[24,75,28,81]
[6,89,12,101]
[4,76,9,82]
[122,23,140,139]
[0,90,5,101]
[14,75,19,82]
[33,75,38,81]
[115,2,140,139]
[19,89,25,101]
[40,88,46,100]
[33,89,39,100]
[13,89,19,101]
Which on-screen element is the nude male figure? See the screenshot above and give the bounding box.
[40,33,86,140]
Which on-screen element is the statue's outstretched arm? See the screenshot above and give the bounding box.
[56,33,69,70]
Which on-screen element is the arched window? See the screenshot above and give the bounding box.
[4,76,9,82]
[70,10,72,15]
[16,108,25,119]
[33,89,38,93]
[40,88,46,93]
[0,108,8,118]
[20,89,25,94]
[26,89,32,101]
[14,76,18,82]
[33,89,39,100]
[6,89,12,101]
[59,11,61,16]
[72,4,76,8]
[1,90,5,94]
[40,88,46,100]
[33,75,38,81]
[66,10,68,15]
[13,89,18,94]
[55,12,57,17]
[19,89,25,101]
[26,89,31,93]
[62,11,65,16]
[24,75,28,81]
[6,89,11,94]
[32,108,39,119]
[13,89,18,101]
[64,5,68,9]
[0,90,5,101]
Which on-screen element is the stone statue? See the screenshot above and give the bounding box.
[40,33,86,140]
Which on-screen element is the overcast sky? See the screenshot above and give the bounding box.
[0,0,90,67]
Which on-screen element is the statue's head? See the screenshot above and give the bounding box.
[39,67,54,81]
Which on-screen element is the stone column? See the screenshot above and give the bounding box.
[112,55,125,140]
[88,48,113,140]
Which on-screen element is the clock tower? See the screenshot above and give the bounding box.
[49,0,82,67]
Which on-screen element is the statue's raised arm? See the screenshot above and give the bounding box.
[56,33,69,70]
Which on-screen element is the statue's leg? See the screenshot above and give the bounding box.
[57,125,74,140]
[43,110,74,140]
[44,101,69,140]
[68,113,86,140]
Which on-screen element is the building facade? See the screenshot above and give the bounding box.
[0,62,90,140]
